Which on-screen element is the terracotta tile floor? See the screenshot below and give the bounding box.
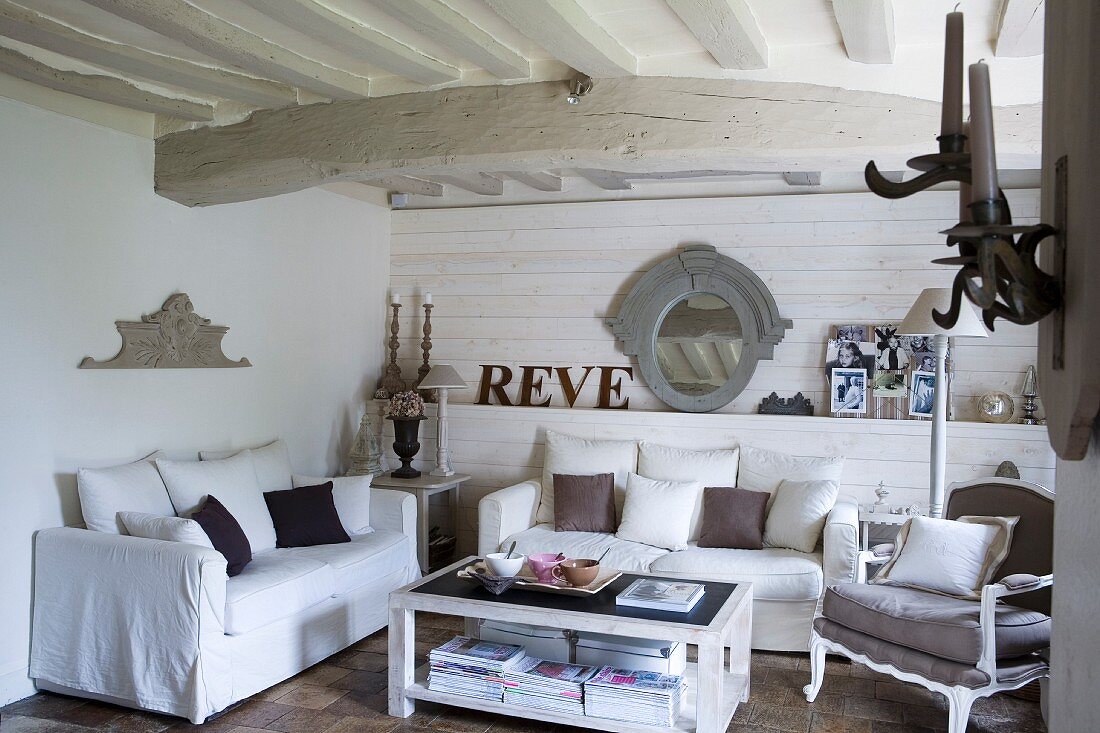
[0,613,1045,733]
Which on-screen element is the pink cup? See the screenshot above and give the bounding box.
[527,553,566,584]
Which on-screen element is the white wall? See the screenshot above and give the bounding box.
[0,96,390,704]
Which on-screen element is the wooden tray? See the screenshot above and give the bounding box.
[458,561,622,596]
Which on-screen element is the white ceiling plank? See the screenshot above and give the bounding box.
[371,0,529,80]
[81,0,370,99]
[782,171,822,186]
[502,171,562,191]
[680,342,714,381]
[0,1,295,108]
[482,0,636,77]
[0,45,213,120]
[664,0,768,70]
[833,0,895,64]
[424,173,503,195]
[237,0,458,85]
[994,0,1044,57]
[363,176,444,196]
[575,169,633,190]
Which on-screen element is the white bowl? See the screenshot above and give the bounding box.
[485,552,525,577]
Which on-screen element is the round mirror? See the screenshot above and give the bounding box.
[655,294,743,397]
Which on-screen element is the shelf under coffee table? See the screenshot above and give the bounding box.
[388,556,754,733]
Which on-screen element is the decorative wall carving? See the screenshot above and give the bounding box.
[80,293,251,369]
[758,392,815,416]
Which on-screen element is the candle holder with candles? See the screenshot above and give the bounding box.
[377,295,406,399]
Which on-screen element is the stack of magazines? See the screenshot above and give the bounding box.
[427,636,526,701]
[584,666,686,726]
[615,578,705,612]
[502,657,598,714]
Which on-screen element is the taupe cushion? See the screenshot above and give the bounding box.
[553,473,616,533]
[823,583,1051,665]
[814,618,1048,689]
[697,487,768,550]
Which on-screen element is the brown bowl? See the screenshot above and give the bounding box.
[560,558,600,587]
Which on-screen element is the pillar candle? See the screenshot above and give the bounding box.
[968,61,999,202]
[959,120,972,222]
[391,292,400,306]
[941,11,964,137]
[424,291,432,305]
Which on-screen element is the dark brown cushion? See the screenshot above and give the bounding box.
[697,487,768,549]
[553,473,615,533]
[263,482,351,548]
[822,583,1051,665]
[192,495,252,576]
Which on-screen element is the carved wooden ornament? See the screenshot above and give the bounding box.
[80,293,251,369]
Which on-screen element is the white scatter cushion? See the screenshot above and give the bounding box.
[763,479,839,553]
[157,450,277,552]
[616,473,703,551]
[637,442,739,541]
[293,474,373,536]
[118,511,214,549]
[537,431,637,525]
[77,451,174,534]
[874,515,1019,599]
[200,439,292,491]
[737,445,844,499]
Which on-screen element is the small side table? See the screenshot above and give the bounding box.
[370,473,471,573]
[857,506,910,582]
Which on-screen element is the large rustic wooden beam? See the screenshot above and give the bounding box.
[82,0,370,99]
[372,0,529,80]
[833,0,895,64]
[153,77,1042,207]
[665,0,768,70]
[0,0,296,108]
[994,0,1044,58]
[482,0,635,77]
[238,0,459,85]
[0,45,213,120]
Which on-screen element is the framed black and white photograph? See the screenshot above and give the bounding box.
[836,324,868,343]
[912,352,937,373]
[875,325,911,370]
[831,368,867,415]
[825,339,876,376]
[906,335,932,354]
[873,371,906,398]
[909,371,936,416]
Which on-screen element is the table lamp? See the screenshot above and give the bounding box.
[418,365,468,476]
[899,288,988,517]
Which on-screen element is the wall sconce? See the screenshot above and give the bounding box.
[566,76,593,105]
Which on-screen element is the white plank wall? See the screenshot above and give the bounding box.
[387,189,1051,553]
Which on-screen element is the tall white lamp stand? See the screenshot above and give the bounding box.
[418,364,467,477]
[899,288,988,517]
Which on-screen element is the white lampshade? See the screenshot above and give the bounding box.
[419,364,467,390]
[899,288,989,338]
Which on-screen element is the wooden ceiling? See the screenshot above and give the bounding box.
[0,0,1045,204]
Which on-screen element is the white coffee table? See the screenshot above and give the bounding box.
[388,556,753,733]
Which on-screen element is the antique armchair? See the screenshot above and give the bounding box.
[804,478,1054,733]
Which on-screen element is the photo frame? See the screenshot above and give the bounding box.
[831,367,868,415]
[909,371,936,417]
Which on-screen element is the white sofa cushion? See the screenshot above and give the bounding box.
[157,451,278,553]
[293,474,372,536]
[117,512,214,549]
[737,445,844,498]
[616,473,703,551]
[77,451,173,534]
[503,524,670,573]
[224,553,335,635]
[764,479,840,553]
[200,439,293,492]
[283,529,411,595]
[537,431,637,525]
[637,442,739,541]
[649,546,824,601]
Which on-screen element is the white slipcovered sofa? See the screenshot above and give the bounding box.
[30,440,420,723]
[478,434,860,652]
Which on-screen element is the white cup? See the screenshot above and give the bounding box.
[485,552,525,578]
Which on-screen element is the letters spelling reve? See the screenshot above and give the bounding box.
[475,365,634,409]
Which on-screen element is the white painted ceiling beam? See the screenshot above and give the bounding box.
[371,0,529,80]
[0,45,213,120]
[665,0,768,70]
[994,0,1044,57]
[363,176,444,197]
[680,342,714,381]
[833,0,896,64]
[575,169,633,190]
[502,171,562,191]
[716,341,739,379]
[81,0,371,99]
[482,0,636,77]
[237,0,459,85]
[0,1,295,108]
[424,173,503,195]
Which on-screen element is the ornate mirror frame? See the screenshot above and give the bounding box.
[606,245,792,413]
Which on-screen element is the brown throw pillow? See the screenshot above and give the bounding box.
[263,482,351,548]
[697,487,769,550]
[192,495,252,576]
[553,473,615,533]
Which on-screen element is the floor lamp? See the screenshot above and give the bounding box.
[899,288,988,517]
[418,365,467,477]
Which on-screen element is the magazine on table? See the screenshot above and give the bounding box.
[615,578,705,611]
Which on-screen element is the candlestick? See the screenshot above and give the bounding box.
[968,61,999,202]
[417,302,436,402]
[377,302,405,398]
[941,11,964,138]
